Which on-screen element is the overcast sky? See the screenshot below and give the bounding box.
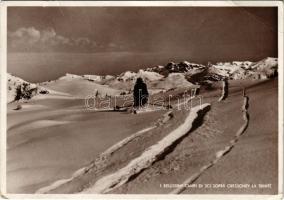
[8,7,277,60]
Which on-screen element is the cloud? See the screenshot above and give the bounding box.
[8,27,119,52]
[9,27,41,49]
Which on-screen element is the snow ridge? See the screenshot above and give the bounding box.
[81,103,211,194]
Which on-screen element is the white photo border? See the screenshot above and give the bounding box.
[0,1,283,199]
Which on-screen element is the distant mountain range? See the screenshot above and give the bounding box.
[7,57,278,103]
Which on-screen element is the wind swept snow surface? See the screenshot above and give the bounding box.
[82,103,211,194]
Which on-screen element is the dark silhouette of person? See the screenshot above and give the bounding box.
[133,77,149,107]
[223,78,229,99]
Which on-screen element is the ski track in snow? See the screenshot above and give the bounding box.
[81,103,210,194]
[218,80,229,102]
[35,110,174,194]
[170,90,250,194]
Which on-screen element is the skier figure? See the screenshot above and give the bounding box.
[133,77,149,108]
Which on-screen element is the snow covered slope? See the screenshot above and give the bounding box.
[43,73,123,98]
[154,73,197,90]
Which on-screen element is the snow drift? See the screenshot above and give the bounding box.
[82,103,211,194]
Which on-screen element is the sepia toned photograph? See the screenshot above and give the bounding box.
[1,1,283,197]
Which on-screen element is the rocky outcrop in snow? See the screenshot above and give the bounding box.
[146,61,206,77]
[7,73,48,103]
